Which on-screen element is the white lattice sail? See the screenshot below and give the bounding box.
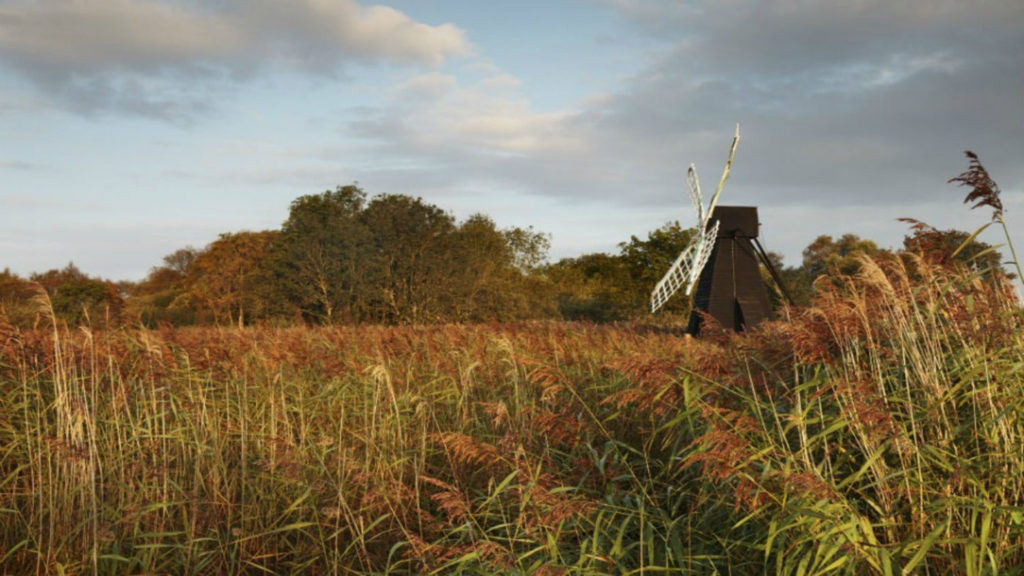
[649,125,739,313]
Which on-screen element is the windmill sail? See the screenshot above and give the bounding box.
[650,219,719,313]
[649,125,739,313]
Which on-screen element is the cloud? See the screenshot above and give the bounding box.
[569,0,1024,263]
[575,1,1024,195]
[0,0,468,119]
[395,73,458,101]
[358,66,581,158]
[340,0,1023,263]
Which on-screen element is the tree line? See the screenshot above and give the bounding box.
[0,184,1006,329]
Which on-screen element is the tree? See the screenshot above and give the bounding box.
[443,215,555,322]
[360,194,457,323]
[546,221,699,321]
[801,234,885,279]
[444,214,512,321]
[503,226,551,273]
[184,231,278,326]
[618,221,696,315]
[762,251,814,307]
[0,269,39,328]
[129,247,200,326]
[547,253,634,322]
[901,221,1007,278]
[162,247,198,277]
[272,185,371,324]
[31,263,124,326]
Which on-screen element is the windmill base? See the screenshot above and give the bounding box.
[686,206,773,335]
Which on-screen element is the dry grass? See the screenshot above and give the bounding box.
[1,254,1023,574]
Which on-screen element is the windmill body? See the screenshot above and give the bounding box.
[685,206,772,335]
[649,126,780,335]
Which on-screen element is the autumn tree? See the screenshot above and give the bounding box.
[0,269,39,328]
[30,263,124,326]
[184,231,278,326]
[901,222,1006,277]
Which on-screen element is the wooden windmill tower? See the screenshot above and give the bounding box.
[650,126,784,335]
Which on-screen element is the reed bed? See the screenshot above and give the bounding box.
[1,255,1022,574]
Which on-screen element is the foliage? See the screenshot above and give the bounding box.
[360,193,459,323]
[548,221,696,321]
[801,233,885,279]
[446,214,556,322]
[503,225,551,273]
[183,231,279,326]
[29,263,124,327]
[761,250,814,307]
[267,186,554,325]
[547,252,634,322]
[128,247,200,326]
[272,184,372,324]
[0,268,39,328]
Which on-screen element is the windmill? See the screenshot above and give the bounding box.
[649,125,739,314]
[650,126,786,334]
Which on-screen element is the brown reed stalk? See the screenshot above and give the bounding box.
[949,151,1023,291]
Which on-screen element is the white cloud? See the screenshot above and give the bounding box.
[0,0,240,72]
[0,0,469,118]
[395,72,458,101]
[367,67,582,157]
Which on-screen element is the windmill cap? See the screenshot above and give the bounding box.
[707,205,760,238]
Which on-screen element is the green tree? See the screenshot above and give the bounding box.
[547,253,634,322]
[445,215,555,322]
[360,194,457,324]
[272,185,371,324]
[129,247,199,326]
[503,225,551,273]
[545,221,700,322]
[31,263,123,326]
[762,251,814,307]
[445,214,513,321]
[801,234,885,279]
[619,221,697,315]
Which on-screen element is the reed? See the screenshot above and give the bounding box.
[682,253,1024,574]
[1,253,1021,574]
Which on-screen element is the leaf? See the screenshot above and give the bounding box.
[901,518,949,575]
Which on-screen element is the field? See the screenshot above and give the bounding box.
[2,254,1024,575]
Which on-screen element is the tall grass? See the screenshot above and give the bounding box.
[1,253,1022,574]
[681,254,1024,574]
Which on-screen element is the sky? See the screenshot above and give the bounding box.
[1,0,1022,281]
